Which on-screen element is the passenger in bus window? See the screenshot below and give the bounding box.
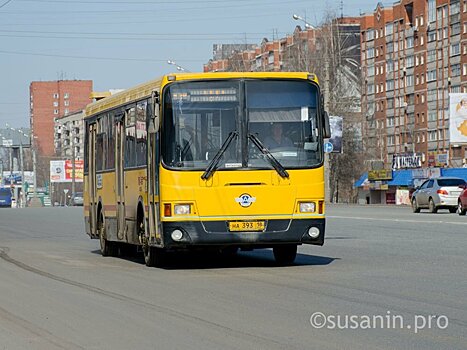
[264,123,293,149]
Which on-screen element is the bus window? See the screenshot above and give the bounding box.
[246,80,321,168]
[162,81,241,169]
[125,105,137,168]
[136,100,148,166]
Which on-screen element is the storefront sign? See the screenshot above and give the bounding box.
[368,169,393,181]
[392,153,422,170]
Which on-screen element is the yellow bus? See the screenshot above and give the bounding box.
[84,72,330,266]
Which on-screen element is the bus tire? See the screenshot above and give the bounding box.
[143,245,166,267]
[273,244,297,265]
[99,214,118,257]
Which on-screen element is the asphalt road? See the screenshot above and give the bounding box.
[0,205,466,350]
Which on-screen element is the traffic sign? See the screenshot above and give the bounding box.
[324,142,334,153]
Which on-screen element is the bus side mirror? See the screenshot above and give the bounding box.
[149,91,160,133]
[323,111,331,138]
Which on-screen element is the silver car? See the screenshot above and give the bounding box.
[412,177,466,213]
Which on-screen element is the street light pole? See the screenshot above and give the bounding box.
[71,127,76,197]
[292,14,316,72]
[167,60,190,72]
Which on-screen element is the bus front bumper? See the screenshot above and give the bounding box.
[162,218,325,248]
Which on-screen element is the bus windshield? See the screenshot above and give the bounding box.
[162,79,322,171]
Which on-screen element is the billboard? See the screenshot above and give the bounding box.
[449,93,467,143]
[329,116,343,153]
[50,160,84,183]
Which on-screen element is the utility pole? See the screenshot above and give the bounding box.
[20,142,25,207]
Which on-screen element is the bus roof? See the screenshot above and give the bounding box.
[84,72,318,119]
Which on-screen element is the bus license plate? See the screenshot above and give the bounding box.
[229,221,265,232]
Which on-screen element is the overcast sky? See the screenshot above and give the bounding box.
[0,0,387,128]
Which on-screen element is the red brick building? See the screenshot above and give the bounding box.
[361,0,467,168]
[30,80,93,157]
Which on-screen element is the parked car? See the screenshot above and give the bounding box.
[71,192,83,206]
[411,177,466,213]
[458,184,467,216]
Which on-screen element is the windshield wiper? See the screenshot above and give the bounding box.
[248,133,289,179]
[201,131,238,180]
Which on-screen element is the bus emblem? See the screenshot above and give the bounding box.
[235,193,256,208]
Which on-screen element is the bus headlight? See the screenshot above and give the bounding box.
[299,202,316,213]
[174,204,191,215]
[308,227,320,238]
[171,229,184,241]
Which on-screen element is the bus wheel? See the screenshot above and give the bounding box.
[142,237,166,267]
[273,245,297,265]
[99,214,117,257]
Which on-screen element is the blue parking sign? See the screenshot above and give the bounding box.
[324,142,334,153]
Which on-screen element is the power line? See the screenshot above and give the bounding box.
[0,29,277,37]
[0,0,13,9]
[0,0,313,14]
[0,49,205,63]
[0,33,265,41]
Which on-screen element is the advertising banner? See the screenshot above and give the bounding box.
[449,93,467,143]
[329,116,343,153]
[50,160,83,183]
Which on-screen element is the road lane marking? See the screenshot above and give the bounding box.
[328,215,467,226]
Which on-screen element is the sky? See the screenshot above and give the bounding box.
[0,0,386,128]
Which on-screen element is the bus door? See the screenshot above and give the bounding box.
[115,114,126,240]
[147,131,160,244]
[88,122,98,234]
[148,94,161,244]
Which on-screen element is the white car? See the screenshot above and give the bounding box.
[412,177,466,213]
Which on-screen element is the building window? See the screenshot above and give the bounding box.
[367,65,375,77]
[428,130,437,141]
[366,29,375,41]
[386,80,394,91]
[406,75,414,87]
[451,63,461,76]
[386,59,394,73]
[427,70,437,82]
[406,36,414,49]
[428,0,436,23]
[427,30,436,42]
[64,100,69,106]
[405,55,414,68]
[53,93,59,99]
[53,101,58,107]
[451,43,461,56]
[54,109,59,115]
[387,135,395,146]
[451,22,461,36]
[386,42,393,53]
[385,23,393,35]
[64,93,70,99]
[451,1,460,15]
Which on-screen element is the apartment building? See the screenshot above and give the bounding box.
[54,110,84,161]
[30,80,92,157]
[361,0,467,169]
